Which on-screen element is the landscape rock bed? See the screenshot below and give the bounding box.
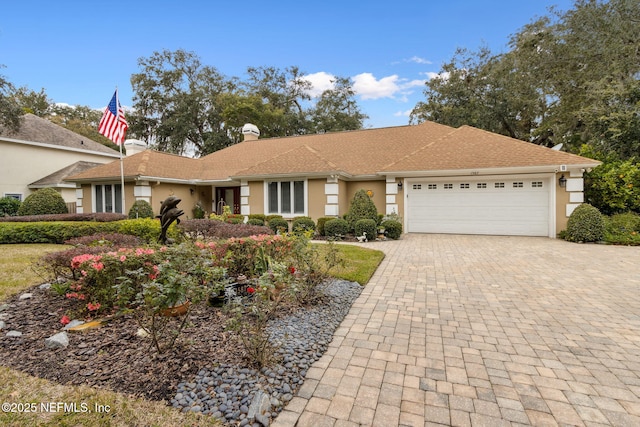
[0,279,361,426]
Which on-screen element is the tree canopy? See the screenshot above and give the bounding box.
[411,0,640,159]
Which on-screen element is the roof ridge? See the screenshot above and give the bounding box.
[303,144,339,169]
[380,127,457,171]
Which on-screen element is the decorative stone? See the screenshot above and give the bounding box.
[19,293,33,300]
[136,328,150,338]
[45,331,69,349]
[0,321,5,330]
[6,330,22,337]
[248,390,271,426]
[39,283,52,290]
[64,320,85,330]
[0,304,8,312]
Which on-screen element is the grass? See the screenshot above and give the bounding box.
[0,241,384,426]
[314,243,385,285]
[0,244,61,301]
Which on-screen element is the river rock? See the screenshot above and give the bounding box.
[19,293,33,300]
[248,390,271,426]
[45,331,69,349]
[6,330,22,337]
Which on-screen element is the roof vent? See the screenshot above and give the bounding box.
[241,123,260,141]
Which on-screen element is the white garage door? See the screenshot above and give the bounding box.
[406,177,550,236]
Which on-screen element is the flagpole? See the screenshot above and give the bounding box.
[116,88,126,215]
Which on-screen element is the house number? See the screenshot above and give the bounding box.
[470,171,479,176]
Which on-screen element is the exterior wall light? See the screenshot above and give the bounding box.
[397,181,403,190]
[559,174,567,188]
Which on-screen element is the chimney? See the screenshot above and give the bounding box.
[241,123,260,141]
[123,139,147,156]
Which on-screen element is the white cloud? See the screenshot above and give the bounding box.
[304,71,336,97]
[352,73,401,100]
[407,56,432,65]
[394,109,413,117]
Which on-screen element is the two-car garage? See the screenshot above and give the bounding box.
[405,176,553,237]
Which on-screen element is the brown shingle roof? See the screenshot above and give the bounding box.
[65,121,600,183]
[67,150,200,182]
[380,125,598,173]
[0,113,120,156]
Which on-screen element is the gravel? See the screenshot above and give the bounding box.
[171,279,362,426]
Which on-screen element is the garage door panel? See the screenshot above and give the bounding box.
[407,177,550,236]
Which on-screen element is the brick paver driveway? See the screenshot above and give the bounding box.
[273,234,640,426]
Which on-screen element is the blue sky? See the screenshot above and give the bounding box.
[1,0,575,129]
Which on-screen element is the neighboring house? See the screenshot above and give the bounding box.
[0,114,120,209]
[67,122,600,238]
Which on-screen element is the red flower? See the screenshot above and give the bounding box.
[288,266,296,274]
[60,315,70,325]
[247,287,256,294]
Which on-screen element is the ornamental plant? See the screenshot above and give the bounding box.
[17,188,68,216]
[564,203,605,243]
[345,189,378,232]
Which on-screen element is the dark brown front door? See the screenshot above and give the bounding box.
[215,187,240,214]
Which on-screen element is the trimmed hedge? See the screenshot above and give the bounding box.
[247,218,265,226]
[355,219,377,241]
[178,219,272,240]
[381,219,402,240]
[268,217,289,234]
[17,188,68,216]
[0,197,21,217]
[564,203,605,243]
[0,218,179,244]
[292,216,316,234]
[0,213,126,222]
[345,189,378,232]
[324,218,349,238]
[316,217,335,236]
[128,200,154,219]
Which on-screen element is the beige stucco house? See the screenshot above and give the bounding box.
[0,114,120,209]
[67,122,600,238]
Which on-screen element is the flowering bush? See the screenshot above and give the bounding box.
[196,234,295,277]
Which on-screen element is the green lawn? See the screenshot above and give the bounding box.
[0,242,384,426]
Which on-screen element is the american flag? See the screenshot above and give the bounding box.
[98,90,128,145]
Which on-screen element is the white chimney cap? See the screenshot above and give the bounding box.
[241,123,260,137]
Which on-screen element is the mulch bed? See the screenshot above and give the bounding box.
[0,284,247,402]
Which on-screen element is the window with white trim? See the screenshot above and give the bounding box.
[460,183,470,189]
[94,184,122,213]
[412,184,422,190]
[495,182,505,188]
[444,184,453,189]
[427,184,437,190]
[532,181,543,188]
[513,182,524,188]
[267,180,305,215]
[3,193,22,201]
[477,183,487,189]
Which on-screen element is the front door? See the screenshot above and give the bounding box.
[215,187,240,214]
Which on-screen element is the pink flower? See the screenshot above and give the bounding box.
[60,315,70,325]
[87,302,101,311]
[120,255,127,262]
[91,262,104,271]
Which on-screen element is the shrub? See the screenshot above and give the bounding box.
[354,219,377,241]
[247,218,265,226]
[604,212,640,245]
[225,214,245,224]
[269,217,289,234]
[0,213,125,222]
[564,203,605,243]
[117,218,169,243]
[382,219,403,239]
[192,202,206,219]
[0,197,21,216]
[345,189,378,232]
[17,188,68,216]
[248,214,266,222]
[292,216,316,234]
[128,200,154,219]
[324,218,349,238]
[316,217,335,236]
[0,221,120,244]
[178,219,272,240]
